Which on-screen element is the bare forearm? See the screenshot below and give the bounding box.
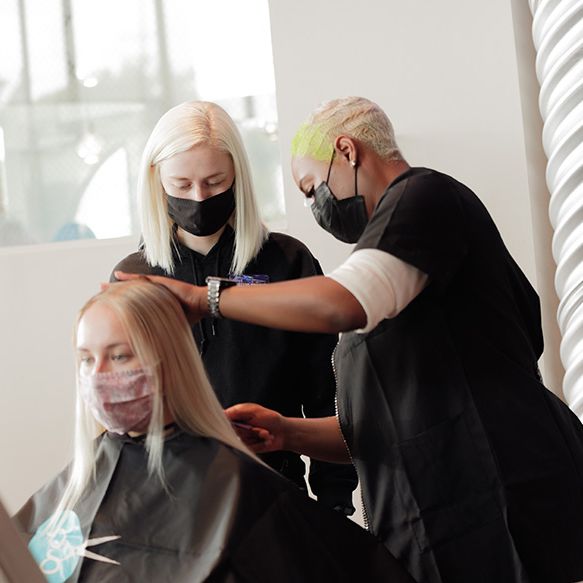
[283,416,351,464]
[218,276,366,333]
[113,271,366,334]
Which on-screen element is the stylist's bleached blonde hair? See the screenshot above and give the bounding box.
[53,280,254,521]
[291,96,404,162]
[138,101,267,274]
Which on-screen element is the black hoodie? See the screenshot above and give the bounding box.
[111,226,357,513]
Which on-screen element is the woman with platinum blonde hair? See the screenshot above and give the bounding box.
[136,100,266,275]
[14,280,412,583]
[112,101,357,515]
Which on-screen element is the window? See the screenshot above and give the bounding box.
[0,0,283,246]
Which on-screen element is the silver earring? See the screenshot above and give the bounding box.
[350,160,357,167]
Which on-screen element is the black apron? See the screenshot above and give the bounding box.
[335,167,583,583]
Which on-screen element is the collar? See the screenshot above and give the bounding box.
[173,224,235,262]
[386,166,419,190]
[106,422,183,445]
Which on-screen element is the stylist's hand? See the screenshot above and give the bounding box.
[226,403,287,454]
[114,271,207,324]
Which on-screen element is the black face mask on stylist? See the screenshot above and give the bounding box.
[167,185,236,237]
[307,151,369,244]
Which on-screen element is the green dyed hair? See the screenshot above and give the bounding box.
[291,97,403,162]
[291,122,334,161]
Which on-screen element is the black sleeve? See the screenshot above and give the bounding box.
[356,171,469,289]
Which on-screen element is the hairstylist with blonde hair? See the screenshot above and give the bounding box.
[112,101,357,514]
[119,97,583,583]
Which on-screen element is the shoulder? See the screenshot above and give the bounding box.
[202,438,287,485]
[112,250,150,274]
[226,447,307,503]
[110,250,165,282]
[177,435,290,494]
[264,231,314,256]
[391,167,463,204]
[251,232,323,280]
[373,167,468,226]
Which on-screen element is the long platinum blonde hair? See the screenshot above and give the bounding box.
[138,100,267,274]
[53,280,254,522]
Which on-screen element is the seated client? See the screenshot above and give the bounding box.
[14,280,413,583]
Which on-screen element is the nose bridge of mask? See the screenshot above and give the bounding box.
[79,369,154,404]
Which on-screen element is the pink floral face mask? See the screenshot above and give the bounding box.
[79,368,154,434]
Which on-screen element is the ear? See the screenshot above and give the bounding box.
[334,135,359,167]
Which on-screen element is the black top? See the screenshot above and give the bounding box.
[336,168,583,583]
[112,227,357,511]
[15,430,413,582]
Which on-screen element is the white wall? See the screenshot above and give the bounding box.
[0,237,137,513]
[0,0,562,518]
[271,0,535,268]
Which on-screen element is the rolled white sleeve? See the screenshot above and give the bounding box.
[327,249,428,334]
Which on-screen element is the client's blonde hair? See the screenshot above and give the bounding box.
[53,280,254,522]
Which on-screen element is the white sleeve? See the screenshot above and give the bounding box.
[327,248,428,334]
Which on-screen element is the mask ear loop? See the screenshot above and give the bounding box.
[352,160,358,197]
[326,149,336,183]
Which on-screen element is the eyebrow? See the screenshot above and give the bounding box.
[169,172,226,181]
[77,343,130,351]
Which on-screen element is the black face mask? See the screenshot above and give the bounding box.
[307,151,368,244]
[167,186,236,237]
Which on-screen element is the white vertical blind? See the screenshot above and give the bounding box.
[529,0,583,417]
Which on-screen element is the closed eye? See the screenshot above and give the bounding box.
[205,176,226,187]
